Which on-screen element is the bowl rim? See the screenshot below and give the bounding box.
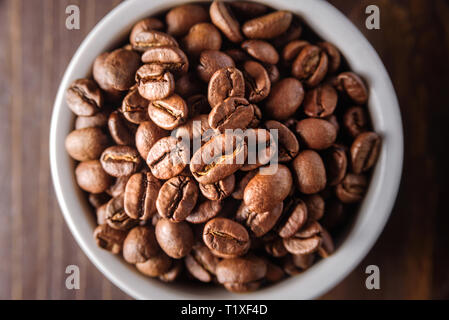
[50,0,403,300]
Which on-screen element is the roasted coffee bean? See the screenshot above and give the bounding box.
[292,150,327,194]
[236,202,283,237]
[277,198,308,238]
[159,259,183,282]
[129,18,166,51]
[336,173,368,203]
[175,73,203,97]
[264,63,280,84]
[283,234,322,255]
[65,127,109,161]
[141,46,189,75]
[248,104,262,128]
[131,30,178,52]
[264,120,299,162]
[224,48,251,63]
[199,174,235,201]
[343,106,368,138]
[183,23,222,57]
[108,111,136,146]
[136,252,172,277]
[190,132,247,184]
[265,260,285,283]
[350,132,381,174]
[175,114,214,146]
[89,193,110,209]
[136,64,175,101]
[75,111,109,130]
[242,128,276,171]
[241,40,279,65]
[324,144,348,186]
[265,78,304,120]
[93,224,127,254]
[292,45,328,87]
[210,0,243,43]
[325,114,340,133]
[292,253,315,270]
[318,42,341,73]
[147,136,189,180]
[156,219,194,259]
[105,194,138,231]
[76,160,112,194]
[318,228,335,258]
[303,194,325,220]
[100,146,141,177]
[232,170,257,200]
[166,4,209,37]
[335,72,368,104]
[303,84,338,118]
[107,175,130,198]
[135,121,167,160]
[216,255,266,285]
[244,164,293,213]
[156,176,199,222]
[223,281,261,293]
[66,79,103,116]
[96,203,109,225]
[148,94,188,130]
[282,40,310,65]
[185,243,220,282]
[186,199,222,224]
[229,1,268,19]
[209,97,254,133]
[242,10,292,39]
[208,67,245,108]
[121,86,150,124]
[203,218,250,258]
[242,60,271,103]
[123,226,160,264]
[197,50,235,82]
[264,237,288,258]
[93,48,141,92]
[124,172,161,221]
[296,118,337,150]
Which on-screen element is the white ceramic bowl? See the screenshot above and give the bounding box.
[50,0,403,299]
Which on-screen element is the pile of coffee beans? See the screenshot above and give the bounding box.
[65,1,381,293]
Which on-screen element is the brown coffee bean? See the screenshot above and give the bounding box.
[121,85,150,124]
[174,114,214,146]
[242,128,277,171]
[124,172,161,221]
[141,46,189,75]
[203,218,250,258]
[264,120,299,162]
[242,11,292,39]
[199,174,235,201]
[264,237,288,258]
[209,97,254,133]
[229,1,268,19]
[224,48,250,63]
[335,72,369,104]
[105,194,138,231]
[318,228,335,258]
[123,226,160,264]
[232,170,257,200]
[129,18,165,51]
[66,79,103,116]
[156,219,194,259]
[242,60,271,103]
[106,175,130,198]
[295,118,337,150]
[108,111,136,146]
[131,30,178,52]
[156,176,199,222]
[277,198,308,238]
[223,281,261,293]
[75,111,109,130]
[96,202,109,225]
[336,173,368,203]
[265,261,285,283]
[208,67,245,108]
[166,4,209,37]
[186,199,222,224]
[292,253,315,270]
[265,78,304,121]
[343,106,368,138]
[303,84,338,118]
[292,45,328,87]
[292,150,327,194]
[210,0,243,43]
[216,255,266,283]
[236,202,283,237]
[100,146,141,177]
[148,94,188,130]
[136,252,172,277]
[65,127,109,161]
[147,136,189,180]
[159,259,183,282]
[303,194,325,220]
[136,64,175,101]
[185,243,220,282]
[135,121,168,160]
[76,160,112,194]
[190,132,247,184]
[283,234,322,255]
[282,40,310,65]
[324,144,348,186]
[350,132,381,174]
[197,50,235,82]
[93,224,127,254]
[183,23,222,57]
[318,42,341,73]
[265,63,280,83]
[243,40,279,65]
[244,164,293,213]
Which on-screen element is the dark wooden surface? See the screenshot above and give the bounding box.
[1,0,448,300]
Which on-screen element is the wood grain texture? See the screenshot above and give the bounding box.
[0,0,448,300]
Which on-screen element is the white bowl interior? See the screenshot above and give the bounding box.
[50,0,403,299]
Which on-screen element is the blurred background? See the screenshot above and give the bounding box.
[0,0,448,299]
